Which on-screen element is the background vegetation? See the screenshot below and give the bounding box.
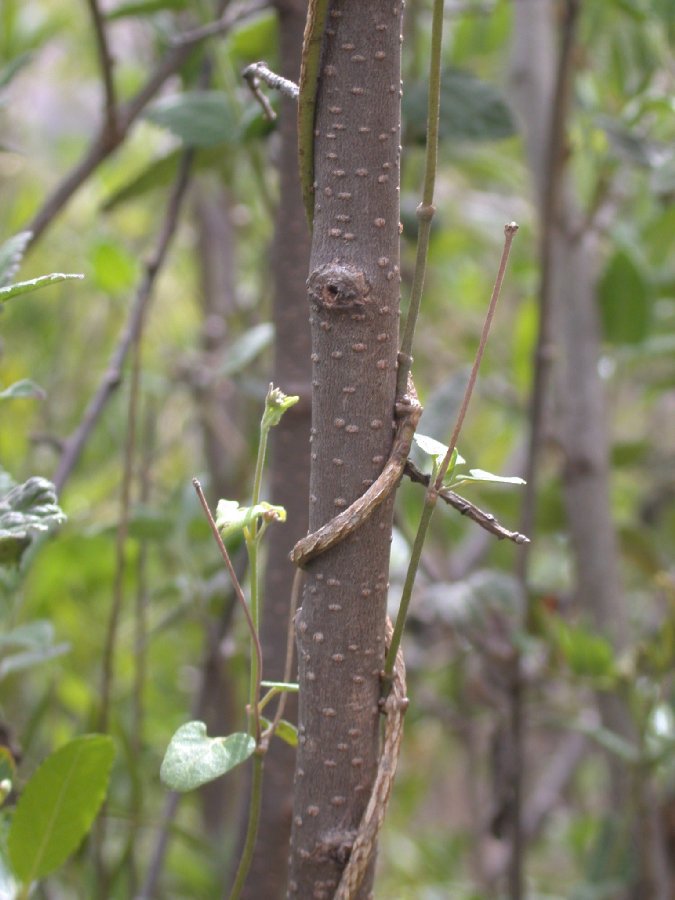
[0,0,673,897]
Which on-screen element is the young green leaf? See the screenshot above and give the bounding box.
[260,716,298,748]
[413,433,466,467]
[0,380,46,401]
[160,722,255,791]
[0,273,84,304]
[262,384,300,430]
[272,719,298,748]
[451,469,526,487]
[215,499,286,539]
[8,735,115,884]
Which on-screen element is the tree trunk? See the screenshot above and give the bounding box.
[288,2,403,897]
[239,1,312,896]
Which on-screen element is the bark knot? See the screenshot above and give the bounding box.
[308,264,371,312]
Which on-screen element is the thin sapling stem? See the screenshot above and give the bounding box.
[385,223,519,677]
[192,479,263,743]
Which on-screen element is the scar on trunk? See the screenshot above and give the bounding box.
[308,264,371,311]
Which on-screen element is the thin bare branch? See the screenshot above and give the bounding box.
[172,0,267,47]
[26,0,264,248]
[242,60,299,121]
[85,0,118,136]
[54,153,194,492]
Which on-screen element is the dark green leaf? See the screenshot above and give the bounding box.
[101,147,226,212]
[160,722,255,791]
[0,379,45,401]
[143,91,239,148]
[405,67,515,146]
[102,151,183,212]
[8,735,115,882]
[598,250,652,344]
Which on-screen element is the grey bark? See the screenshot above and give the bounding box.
[288,2,403,897]
[239,0,312,896]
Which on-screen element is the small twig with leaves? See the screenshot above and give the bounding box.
[403,459,529,545]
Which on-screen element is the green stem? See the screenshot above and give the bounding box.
[227,750,265,900]
[397,0,444,398]
[386,223,518,676]
[384,492,437,678]
[251,430,268,511]
[246,535,261,741]
[435,224,518,488]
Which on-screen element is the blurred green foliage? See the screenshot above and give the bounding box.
[0,0,673,896]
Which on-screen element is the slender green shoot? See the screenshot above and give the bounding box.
[385,224,518,677]
[227,751,265,900]
[397,0,445,398]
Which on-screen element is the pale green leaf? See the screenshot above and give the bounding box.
[0,232,32,286]
[0,643,70,681]
[160,722,255,791]
[259,716,298,748]
[219,323,274,378]
[273,719,298,748]
[0,273,84,304]
[8,735,115,883]
[453,469,526,487]
[0,379,46,401]
[413,433,465,467]
[215,499,286,538]
[0,477,66,567]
